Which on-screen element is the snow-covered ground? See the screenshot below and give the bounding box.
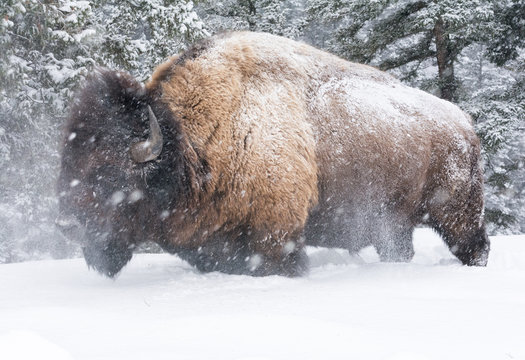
[1,228,524,360]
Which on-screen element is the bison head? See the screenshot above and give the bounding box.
[56,69,171,277]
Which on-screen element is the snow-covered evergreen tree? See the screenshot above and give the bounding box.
[461,0,525,233]
[463,70,525,233]
[487,0,525,67]
[201,0,304,39]
[0,0,96,262]
[92,0,207,80]
[306,0,494,101]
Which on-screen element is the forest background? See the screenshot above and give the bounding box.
[0,0,523,263]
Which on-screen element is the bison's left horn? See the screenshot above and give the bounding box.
[130,106,164,163]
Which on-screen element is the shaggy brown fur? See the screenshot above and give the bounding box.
[57,32,489,277]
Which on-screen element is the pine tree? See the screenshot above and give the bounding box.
[463,0,525,233]
[463,72,525,233]
[92,0,208,80]
[201,0,304,39]
[306,0,494,102]
[0,1,96,262]
[487,0,525,66]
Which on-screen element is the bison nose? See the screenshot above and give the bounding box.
[55,214,86,243]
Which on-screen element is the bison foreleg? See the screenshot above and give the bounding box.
[176,241,252,275]
[247,230,309,277]
[177,229,309,277]
[247,247,309,277]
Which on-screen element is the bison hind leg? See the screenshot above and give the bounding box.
[455,225,490,266]
[431,220,490,266]
[425,147,490,266]
[373,223,415,263]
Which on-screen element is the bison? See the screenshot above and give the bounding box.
[56,32,490,277]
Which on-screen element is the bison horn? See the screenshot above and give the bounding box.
[130,106,163,163]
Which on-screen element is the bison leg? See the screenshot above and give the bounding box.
[430,219,490,266]
[248,247,309,277]
[244,229,309,277]
[373,223,415,263]
[177,229,309,277]
[177,245,309,277]
[426,155,490,266]
[176,240,252,275]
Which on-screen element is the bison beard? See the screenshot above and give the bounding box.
[56,32,490,278]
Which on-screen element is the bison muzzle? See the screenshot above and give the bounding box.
[56,32,490,277]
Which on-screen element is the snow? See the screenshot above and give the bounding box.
[128,190,144,203]
[73,29,96,43]
[58,1,91,13]
[1,228,524,360]
[110,191,126,206]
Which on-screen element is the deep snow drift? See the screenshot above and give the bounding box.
[1,228,524,360]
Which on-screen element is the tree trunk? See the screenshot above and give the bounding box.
[247,0,257,31]
[433,18,457,101]
[478,44,484,87]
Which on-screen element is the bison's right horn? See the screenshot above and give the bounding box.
[130,106,164,163]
